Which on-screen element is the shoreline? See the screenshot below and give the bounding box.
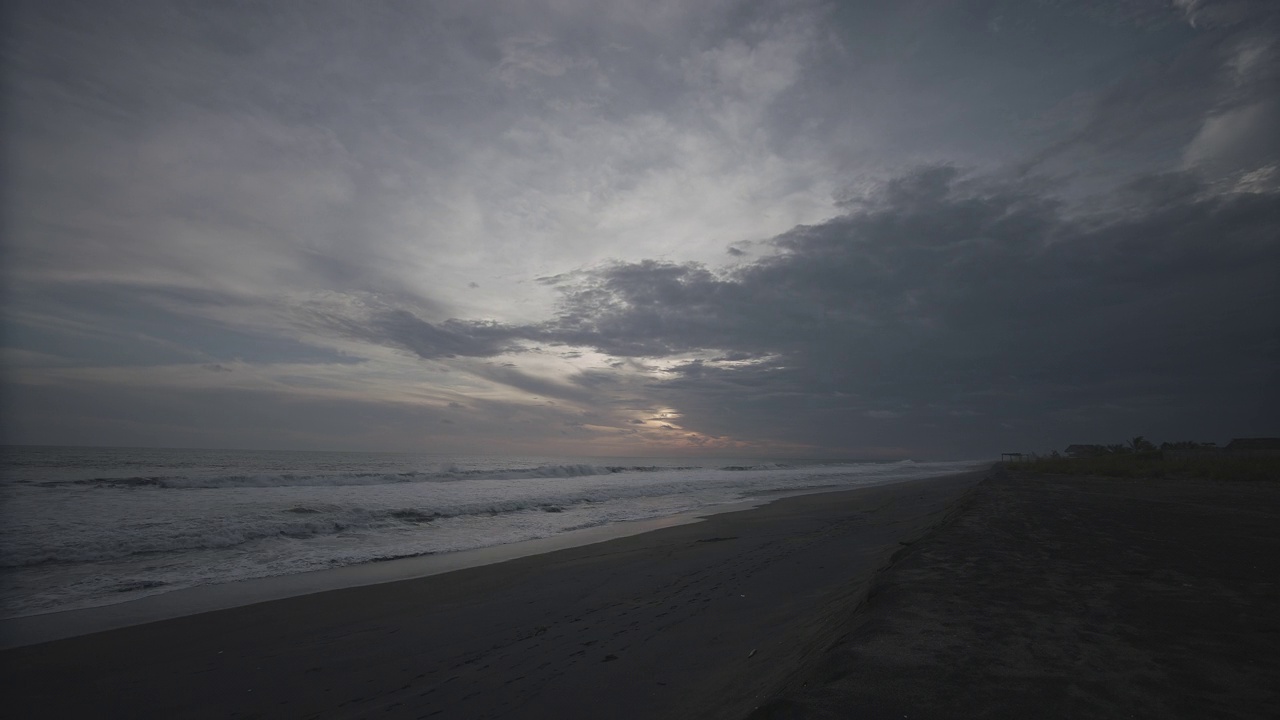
[0,471,983,649]
[2,469,986,719]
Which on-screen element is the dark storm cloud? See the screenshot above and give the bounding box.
[530,166,1280,453]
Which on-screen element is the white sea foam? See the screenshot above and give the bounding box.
[0,448,981,618]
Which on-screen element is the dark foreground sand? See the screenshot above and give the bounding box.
[1,472,983,719]
[754,470,1280,719]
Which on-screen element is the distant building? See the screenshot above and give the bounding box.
[1224,438,1280,457]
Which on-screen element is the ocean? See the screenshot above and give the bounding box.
[0,446,981,619]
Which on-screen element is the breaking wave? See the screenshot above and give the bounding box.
[1,449,984,619]
[1,497,600,568]
[53,464,705,490]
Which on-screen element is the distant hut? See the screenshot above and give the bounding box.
[1224,438,1280,457]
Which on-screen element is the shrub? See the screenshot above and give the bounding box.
[1010,453,1280,482]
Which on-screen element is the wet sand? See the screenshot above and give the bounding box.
[752,470,1280,719]
[1,471,984,719]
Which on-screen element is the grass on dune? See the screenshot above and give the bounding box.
[1009,453,1280,482]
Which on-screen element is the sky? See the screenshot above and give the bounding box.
[2,0,1277,459]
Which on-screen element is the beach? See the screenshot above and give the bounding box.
[754,470,1280,719]
[1,470,984,719]
[0,448,981,621]
[5,466,1277,719]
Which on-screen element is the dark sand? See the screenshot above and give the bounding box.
[753,470,1280,719]
[1,472,983,719]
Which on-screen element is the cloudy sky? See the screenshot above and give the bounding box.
[3,0,1277,458]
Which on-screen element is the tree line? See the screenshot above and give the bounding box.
[1056,437,1217,458]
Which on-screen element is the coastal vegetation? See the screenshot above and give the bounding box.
[1009,437,1280,482]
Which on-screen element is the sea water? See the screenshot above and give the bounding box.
[0,446,980,618]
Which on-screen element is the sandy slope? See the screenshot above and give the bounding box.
[752,471,1280,719]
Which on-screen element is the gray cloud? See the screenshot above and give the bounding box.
[294,299,517,361]
[4,281,356,368]
[0,378,622,454]
[369,311,516,361]
[1022,0,1280,183]
[526,166,1279,454]
[1173,0,1275,29]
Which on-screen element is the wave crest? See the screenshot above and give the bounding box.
[50,463,705,489]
